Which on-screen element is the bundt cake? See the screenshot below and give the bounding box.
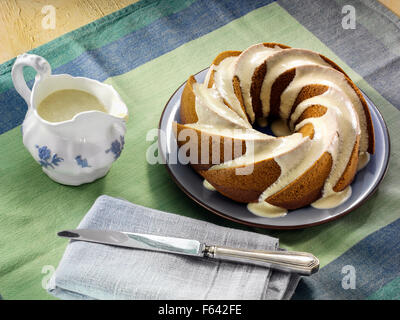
[173,43,375,218]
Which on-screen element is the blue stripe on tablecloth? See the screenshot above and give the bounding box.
[278,0,400,111]
[292,217,400,300]
[0,0,275,135]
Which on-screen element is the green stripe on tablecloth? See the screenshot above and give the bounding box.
[0,0,196,93]
[0,2,399,299]
[367,276,400,300]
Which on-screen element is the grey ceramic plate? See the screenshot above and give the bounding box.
[158,69,390,229]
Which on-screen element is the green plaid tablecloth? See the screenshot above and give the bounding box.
[0,0,399,299]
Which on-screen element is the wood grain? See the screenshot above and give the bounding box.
[0,0,138,63]
[378,0,400,17]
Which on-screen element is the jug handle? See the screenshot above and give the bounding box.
[11,53,51,108]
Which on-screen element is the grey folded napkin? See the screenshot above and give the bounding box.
[48,195,300,300]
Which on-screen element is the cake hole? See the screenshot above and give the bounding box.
[253,116,292,137]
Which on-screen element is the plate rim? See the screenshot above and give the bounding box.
[158,68,391,229]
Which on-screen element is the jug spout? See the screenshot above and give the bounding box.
[106,91,129,122]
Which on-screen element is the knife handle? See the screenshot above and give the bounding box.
[203,245,319,276]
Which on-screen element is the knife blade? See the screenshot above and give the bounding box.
[58,229,319,275]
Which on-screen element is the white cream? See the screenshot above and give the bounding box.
[247,201,287,218]
[210,133,306,169]
[212,56,248,121]
[182,124,267,140]
[289,87,359,199]
[193,83,250,130]
[357,152,370,171]
[311,186,352,209]
[259,48,331,117]
[204,66,214,87]
[257,111,338,207]
[233,44,283,122]
[203,179,216,191]
[37,89,108,122]
[277,65,369,153]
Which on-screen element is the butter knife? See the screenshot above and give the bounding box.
[58,229,319,275]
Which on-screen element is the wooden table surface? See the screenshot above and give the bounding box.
[0,0,138,63]
[0,0,399,64]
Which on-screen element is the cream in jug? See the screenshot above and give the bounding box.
[37,89,108,122]
[12,53,129,185]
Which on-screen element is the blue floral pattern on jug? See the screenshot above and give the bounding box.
[105,135,125,159]
[35,145,63,169]
[75,155,91,168]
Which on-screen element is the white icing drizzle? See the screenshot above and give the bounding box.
[182,124,266,140]
[203,179,216,191]
[204,66,214,87]
[357,152,370,171]
[212,56,248,121]
[210,133,306,169]
[193,83,250,130]
[277,65,369,153]
[311,186,352,209]
[233,44,283,122]
[247,201,287,218]
[259,48,331,117]
[183,45,372,218]
[289,87,359,199]
[256,109,338,208]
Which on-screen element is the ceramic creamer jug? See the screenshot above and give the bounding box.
[12,53,128,185]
